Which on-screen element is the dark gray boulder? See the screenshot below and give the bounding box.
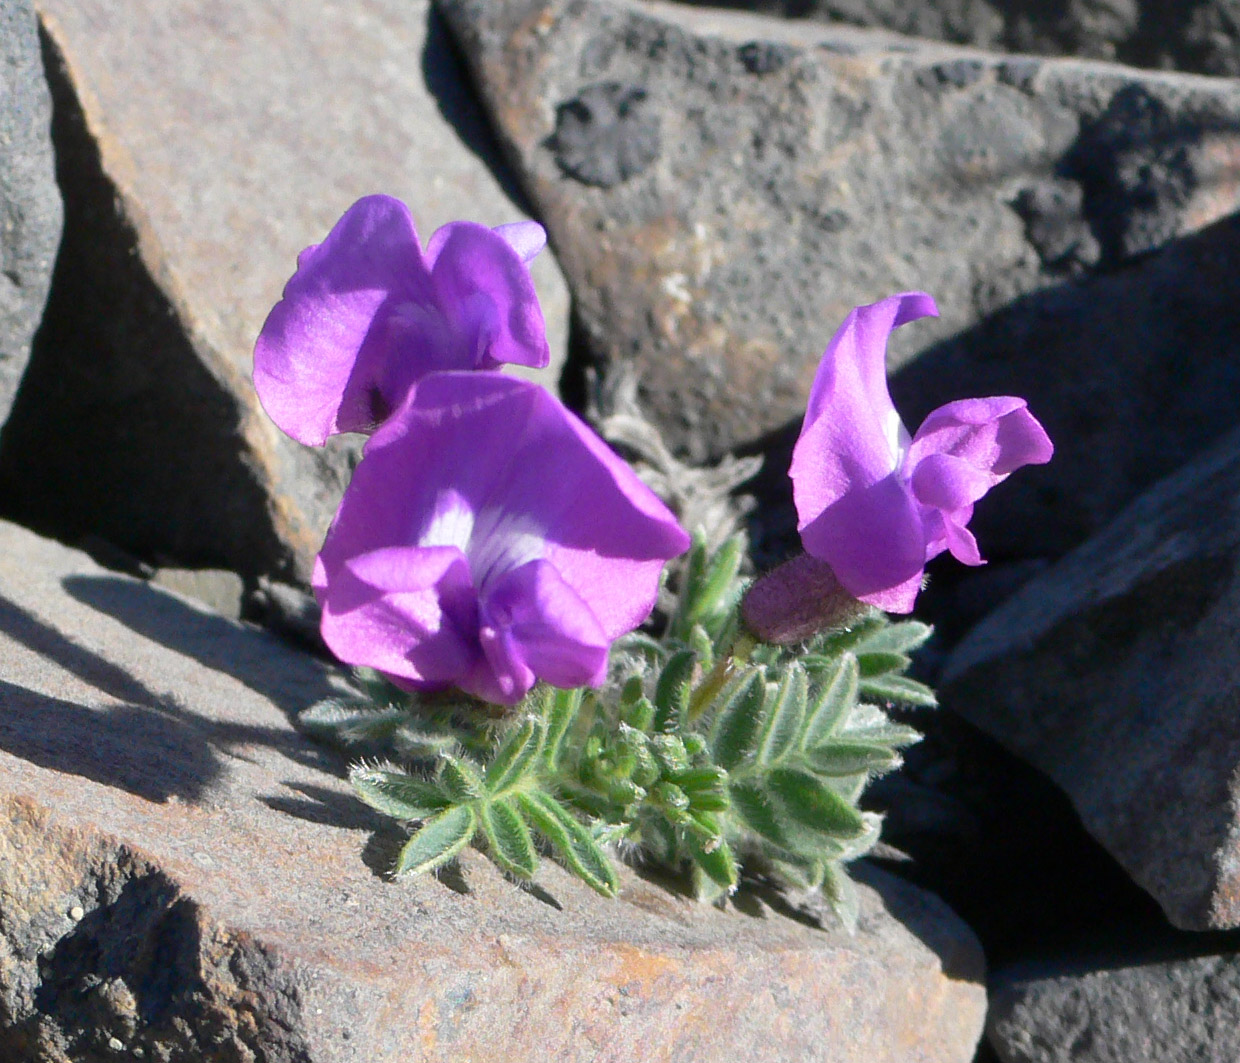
[674,0,1240,78]
[989,946,1240,1062]
[942,427,1240,930]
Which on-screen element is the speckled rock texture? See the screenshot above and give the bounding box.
[989,946,1240,1063]
[0,0,61,427]
[0,0,570,582]
[674,0,1240,78]
[0,519,986,1062]
[436,0,1240,572]
[942,427,1240,931]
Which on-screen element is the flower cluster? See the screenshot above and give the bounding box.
[256,195,689,705]
[257,199,1052,910]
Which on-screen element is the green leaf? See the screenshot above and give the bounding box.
[729,782,789,848]
[484,715,543,796]
[349,766,449,820]
[613,631,666,664]
[801,654,859,748]
[622,695,656,732]
[394,805,477,876]
[392,724,459,760]
[767,768,867,839]
[754,663,807,767]
[298,700,408,744]
[840,721,923,748]
[653,649,697,731]
[479,799,538,879]
[856,651,912,677]
[652,781,691,813]
[518,792,619,897]
[671,766,730,812]
[649,732,691,775]
[765,854,822,892]
[688,624,715,672]
[803,742,902,776]
[821,861,861,933]
[638,814,678,864]
[708,666,768,770]
[687,833,738,896]
[854,619,933,655]
[686,534,743,626]
[858,673,937,708]
[438,754,485,802]
[809,613,884,655]
[542,687,584,772]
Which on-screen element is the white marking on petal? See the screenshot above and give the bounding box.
[418,491,474,552]
[885,406,912,473]
[468,507,545,589]
[416,492,545,592]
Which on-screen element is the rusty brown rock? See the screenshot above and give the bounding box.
[0,0,570,582]
[0,518,986,1061]
[436,0,1240,481]
[942,427,1240,931]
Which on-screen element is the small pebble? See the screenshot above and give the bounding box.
[68,905,84,921]
[107,1037,124,1051]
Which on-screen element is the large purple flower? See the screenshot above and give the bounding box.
[314,372,691,705]
[790,293,1053,614]
[254,195,550,446]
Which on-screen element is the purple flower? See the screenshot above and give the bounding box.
[790,293,1053,614]
[254,195,550,446]
[314,372,691,705]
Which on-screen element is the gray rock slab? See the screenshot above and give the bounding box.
[674,0,1240,79]
[942,427,1240,930]
[0,0,62,426]
[989,948,1240,1063]
[0,0,570,582]
[0,518,987,1062]
[148,567,244,619]
[437,0,1240,466]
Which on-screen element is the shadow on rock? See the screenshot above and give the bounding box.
[60,574,336,718]
[0,679,222,805]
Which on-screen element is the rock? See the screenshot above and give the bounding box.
[0,0,570,583]
[0,518,987,1062]
[437,0,1240,466]
[941,427,1240,931]
[0,0,62,426]
[989,945,1240,1063]
[673,0,1240,79]
[149,567,244,619]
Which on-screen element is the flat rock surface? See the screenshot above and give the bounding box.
[0,0,569,581]
[942,427,1240,931]
[0,518,986,1062]
[989,946,1240,1062]
[438,0,1240,472]
[0,0,61,426]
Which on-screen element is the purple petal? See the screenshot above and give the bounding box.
[910,452,999,512]
[791,293,938,610]
[907,397,1053,477]
[254,195,433,445]
[796,467,928,613]
[318,545,481,688]
[481,559,610,695]
[315,372,688,703]
[425,221,550,370]
[906,397,1052,566]
[491,220,547,264]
